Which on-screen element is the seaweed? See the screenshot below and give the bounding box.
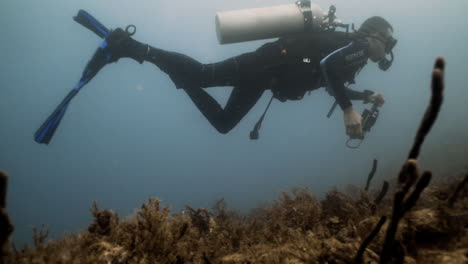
[5,172,467,263]
[88,201,119,237]
[448,172,468,208]
[3,57,468,264]
[185,206,211,234]
[32,225,49,250]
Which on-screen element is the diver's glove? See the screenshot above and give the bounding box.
[104,28,147,64]
[343,106,363,139]
[367,93,385,107]
[364,91,385,107]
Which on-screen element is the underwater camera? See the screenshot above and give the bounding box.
[346,103,380,148]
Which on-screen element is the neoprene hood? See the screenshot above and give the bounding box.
[359,16,397,71]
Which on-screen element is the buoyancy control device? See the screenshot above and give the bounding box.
[238,1,351,140]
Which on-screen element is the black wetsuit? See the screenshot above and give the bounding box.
[139,31,371,133]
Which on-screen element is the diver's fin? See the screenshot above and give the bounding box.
[74,9,110,39]
[34,88,80,144]
[35,10,113,144]
[34,46,109,144]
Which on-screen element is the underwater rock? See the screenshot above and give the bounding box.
[90,241,129,264]
[319,237,359,263]
[418,249,468,264]
[411,208,467,249]
[219,252,245,263]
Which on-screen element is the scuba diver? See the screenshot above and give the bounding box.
[34,4,397,144]
[103,17,395,138]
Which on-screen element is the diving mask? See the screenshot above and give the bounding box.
[378,34,397,71]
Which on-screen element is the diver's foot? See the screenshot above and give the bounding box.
[103,28,148,64]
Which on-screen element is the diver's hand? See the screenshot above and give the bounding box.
[343,106,363,139]
[367,93,385,107]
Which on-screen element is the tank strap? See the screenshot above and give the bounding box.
[296,0,314,32]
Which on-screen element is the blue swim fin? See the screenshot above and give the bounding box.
[34,10,110,144]
[34,89,79,144]
[73,9,110,38]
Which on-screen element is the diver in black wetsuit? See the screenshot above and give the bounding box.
[102,16,397,138]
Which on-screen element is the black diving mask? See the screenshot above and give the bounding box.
[378,35,397,71]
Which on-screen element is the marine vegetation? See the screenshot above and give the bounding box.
[2,57,467,263]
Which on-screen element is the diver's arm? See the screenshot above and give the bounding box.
[320,63,352,110]
[345,88,374,102]
[345,87,385,106]
[320,40,369,110]
[327,87,374,101]
[320,40,369,138]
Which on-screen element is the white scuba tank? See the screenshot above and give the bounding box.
[215,1,327,44]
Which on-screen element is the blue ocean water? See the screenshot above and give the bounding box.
[0,0,467,246]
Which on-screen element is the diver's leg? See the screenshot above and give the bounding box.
[105,28,280,89]
[143,44,283,89]
[105,29,266,133]
[104,28,148,63]
[143,47,209,88]
[143,47,266,89]
[184,83,265,134]
[104,29,247,88]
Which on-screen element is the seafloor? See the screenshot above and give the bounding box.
[1,58,466,264]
